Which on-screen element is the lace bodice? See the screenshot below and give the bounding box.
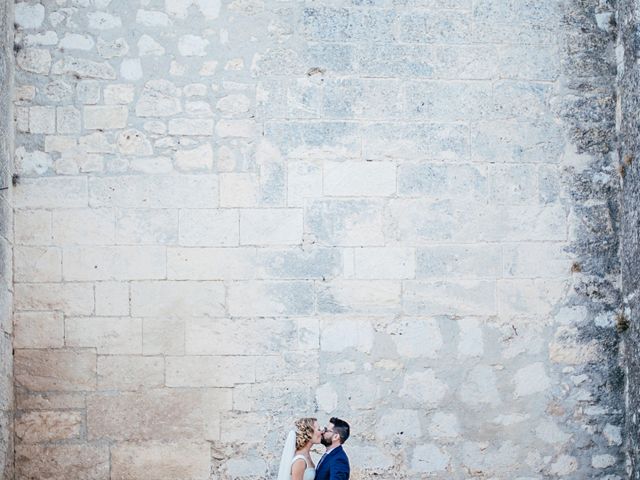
[291,454,315,480]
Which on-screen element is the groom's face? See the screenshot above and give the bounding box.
[321,423,337,447]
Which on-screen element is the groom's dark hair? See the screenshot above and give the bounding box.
[330,417,350,444]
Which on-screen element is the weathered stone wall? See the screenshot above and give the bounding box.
[618,0,640,477]
[0,0,14,477]
[11,0,626,478]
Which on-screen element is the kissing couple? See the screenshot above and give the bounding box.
[276,417,351,480]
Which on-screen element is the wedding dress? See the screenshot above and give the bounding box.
[277,431,316,480]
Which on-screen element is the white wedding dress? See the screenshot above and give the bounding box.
[291,454,316,480]
[277,431,316,480]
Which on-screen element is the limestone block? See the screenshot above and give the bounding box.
[80,132,116,153]
[138,34,165,56]
[398,163,488,200]
[16,392,85,410]
[549,455,577,475]
[175,143,214,171]
[84,106,128,130]
[535,420,570,445]
[603,424,622,446]
[110,442,210,480]
[65,317,142,354]
[320,318,374,353]
[168,118,214,136]
[257,247,341,279]
[178,34,209,56]
[87,389,231,440]
[28,106,55,134]
[95,282,129,316]
[51,57,116,79]
[15,411,82,443]
[305,199,385,246]
[90,175,218,208]
[15,2,45,28]
[129,157,173,174]
[116,129,152,155]
[514,362,550,397]
[216,94,251,114]
[184,317,296,354]
[219,173,259,207]
[97,356,164,390]
[63,246,166,281]
[376,409,421,439]
[348,445,394,471]
[14,312,64,349]
[459,365,501,406]
[240,209,303,245]
[59,33,94,51]
[116,209,178,245]
[493,81,551,119]
[411,444,450,473]
[387,318,442,358]
[14,282,94,316]
[416,245,502,278]
[52,208,115,245]
[215,119,256,138]
[362,123,468,161]
[14,349,96,392]
[87,12,122,29]
[234,381,315,413]
[136,80,182,117]
[406,81,491,121]
[287,160,322,207]
[399,370,448,406]
[592,454,617,469]
[499,45,560,81]
[97,38,130,59]
[143,317,185,355]
[131,281,226,317]
[220,412,268,443]
[489,164,538,204]
[323,78,403,119]
[323,161,396,196]
[17,49,51,74]
[434,44,499,79]
[179,209,239,246]
[166,356,255,387]
[45,135,77,153]
[403,280,496,316]
[14,246,61,282]
[457,318,484,358]
[167,247,256,280]
[428,412,460,439]
[354,247,415,279]
[227,281,313,316]
[497,279,567,317]
[225,455,268,478]
[136,9,171,26]
[503,242,571,277]
[255,352,318,383]
[264,121,359,159]
[14,210,51,245]
[56,106,81,134]
[316,383,338,413]
[15,147,51,175]
[77,81,101,104]
[15,444,109,480]
[317,280,401,315]
[104,84,135,105]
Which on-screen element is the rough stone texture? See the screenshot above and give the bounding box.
[0,0,12,478]
[619,0,640,477]
[7,0,634,479]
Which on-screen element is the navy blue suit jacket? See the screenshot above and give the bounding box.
[315,445,350,480]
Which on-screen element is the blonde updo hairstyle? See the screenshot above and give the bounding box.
[294,417,317,450]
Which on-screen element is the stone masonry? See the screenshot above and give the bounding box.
[0,0,14,477]
[7,0,632,478]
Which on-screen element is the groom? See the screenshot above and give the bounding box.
[315,417,350,480]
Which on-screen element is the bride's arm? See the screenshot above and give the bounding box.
[291,458,306,480]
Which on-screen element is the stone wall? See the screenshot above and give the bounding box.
[10,0,626,478]
[0,0,14,477]
[618,0,640,477]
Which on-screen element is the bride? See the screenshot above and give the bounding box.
[277,418,323,480]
